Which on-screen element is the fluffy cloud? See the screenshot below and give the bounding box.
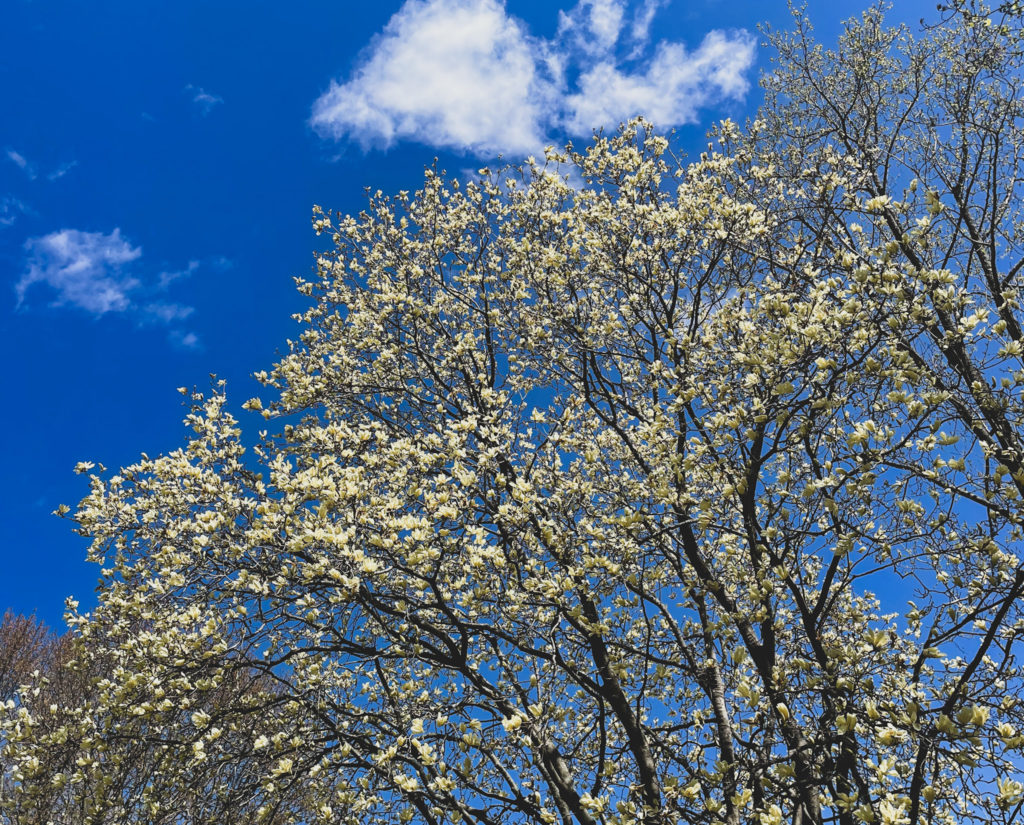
[312,0,552,156]
[562,30,757,134]
[18,229,142,314]
[311,0,756,158]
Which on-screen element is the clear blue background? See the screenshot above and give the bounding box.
[0,0,933,627]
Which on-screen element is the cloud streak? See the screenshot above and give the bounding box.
[6,148,37,180]
[47,161,78,181]
[157,259,200,289]
[5,149,76,182]
[311,0,756,158]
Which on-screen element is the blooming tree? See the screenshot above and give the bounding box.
[5,5,1024,825]
[0,612,291,824]
[0,613,58,705]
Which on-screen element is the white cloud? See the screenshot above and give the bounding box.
[563,30,757,134]
[186,85,224,115]
[627,0,668,53]
[18,229,142,314]
[311,0,757,158]
[312,0,552,157]
[558,0,625,57]
[17,229,201,347]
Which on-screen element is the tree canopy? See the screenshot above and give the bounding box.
[4,4,1024,825]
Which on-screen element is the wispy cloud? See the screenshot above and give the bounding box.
[157,259,200,289]
[6,148,37,180]
[626,0,669,55]
[168,329,201,350]
[186,84,224,115]
[311,0,756,158]
[5,149,76,182]
[208,255,233,271]
[557,0,627,56]
[16,228,203,345]
[47,160,78,181]
[0,195,29,227]
[142,302,195,323]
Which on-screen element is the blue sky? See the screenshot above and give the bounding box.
[1,0,934,628]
